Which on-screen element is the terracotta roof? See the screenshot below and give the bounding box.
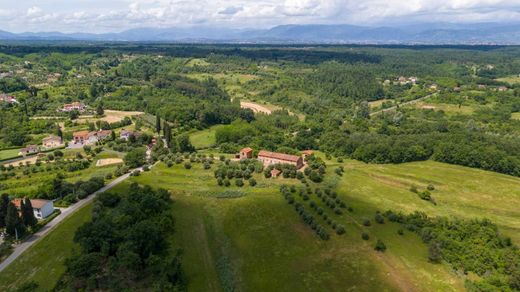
[97,130,112,137]
[258,150,301,163]
[12,198,51,209]
[271,169,282,176]
[241,147,253,153]
[73,130,90,138]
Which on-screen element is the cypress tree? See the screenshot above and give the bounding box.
[0,193,9,228]
[156,114,161,134]
[5,202,24,237]
[22,198,38,228]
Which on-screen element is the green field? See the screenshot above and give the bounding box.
[189,125,222,149]
[0,148,22,160]
[0,203,93,291]
[497,75,520,84]
[4,158,520,291]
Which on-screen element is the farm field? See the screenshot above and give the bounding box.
[496,75,520,84]
[413,101,476,115]
[76,109,143,124]
[0,203,93,291]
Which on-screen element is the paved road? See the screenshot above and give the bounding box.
[370,92,438,117]
[0,171,134,272]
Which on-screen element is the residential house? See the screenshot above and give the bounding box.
[73,130,90,144]
[429,84,438,91]
[42,135,63,149]
[498,86,508,92]
[0,93,18,104]
[62,102,86,112]
[120,129,141,140]
[239,147,253,159]
[18,145,39,156]
[257,150,304,169]
[478,84,487,90]
[409,77,418,84]
[12,198,54,220]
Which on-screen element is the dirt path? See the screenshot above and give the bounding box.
[193,218,221,292]
[371,92,438,116]
[240,101,272,115]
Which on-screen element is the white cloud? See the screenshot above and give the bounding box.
[0,0,519,32]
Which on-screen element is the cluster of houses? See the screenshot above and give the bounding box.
[72,130,112,145]
[12,198,55,220]
[239,147,313,178]
[17,135,64,156]
[0,93,18,104]
[61,102,86,112]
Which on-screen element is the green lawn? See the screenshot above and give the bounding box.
[189,125,222,150]
[496,75,520,84]
[0,148,22,160]
[0,203,93,291]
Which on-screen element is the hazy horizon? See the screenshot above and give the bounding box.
[1,0,520,34]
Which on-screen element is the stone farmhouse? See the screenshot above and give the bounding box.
[239,147,253,159]
[257,150,304,169]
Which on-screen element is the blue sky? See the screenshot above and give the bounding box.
[0,0,519,33]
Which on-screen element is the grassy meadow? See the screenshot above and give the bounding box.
[0,203,93,291]
[3,156,520,291]
[0,148,22,160]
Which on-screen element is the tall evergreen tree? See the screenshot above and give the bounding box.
[0,194,10,228]
[56,126,63,139]
[156,114,161,134]
[5,202,24,237]
[22,198,38,228]
[96,104,104,116]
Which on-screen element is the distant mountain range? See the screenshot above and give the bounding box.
[1,23,520,44]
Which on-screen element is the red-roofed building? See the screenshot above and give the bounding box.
[257,150,304,169]
[239,147,253,159]
[62,102,86,112]
[0,93,18,104]
[12,198,54,219]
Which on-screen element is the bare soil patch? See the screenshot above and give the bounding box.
[95,158,123,167]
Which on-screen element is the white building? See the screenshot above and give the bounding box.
[13,199,55,220]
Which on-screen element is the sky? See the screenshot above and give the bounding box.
[0,0,519,33]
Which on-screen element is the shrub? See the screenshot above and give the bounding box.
[334,208,343,215]
[248,178,257,187]
[397,229,404,235]
[374,240,387,252]
[235,178,244,187]
[363,219,371,226]
[105,173,113,180]
[217,178,224,186]
[184,162,192,169]
[337,157,344,163]
[427,184,435,191]
[375,213,385,224]
[203,162,211,170]
[223,179,231,187]
[410,185,418,193]
[143,165,150,171]
[362,233,369,240]
[336,225,346,235]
